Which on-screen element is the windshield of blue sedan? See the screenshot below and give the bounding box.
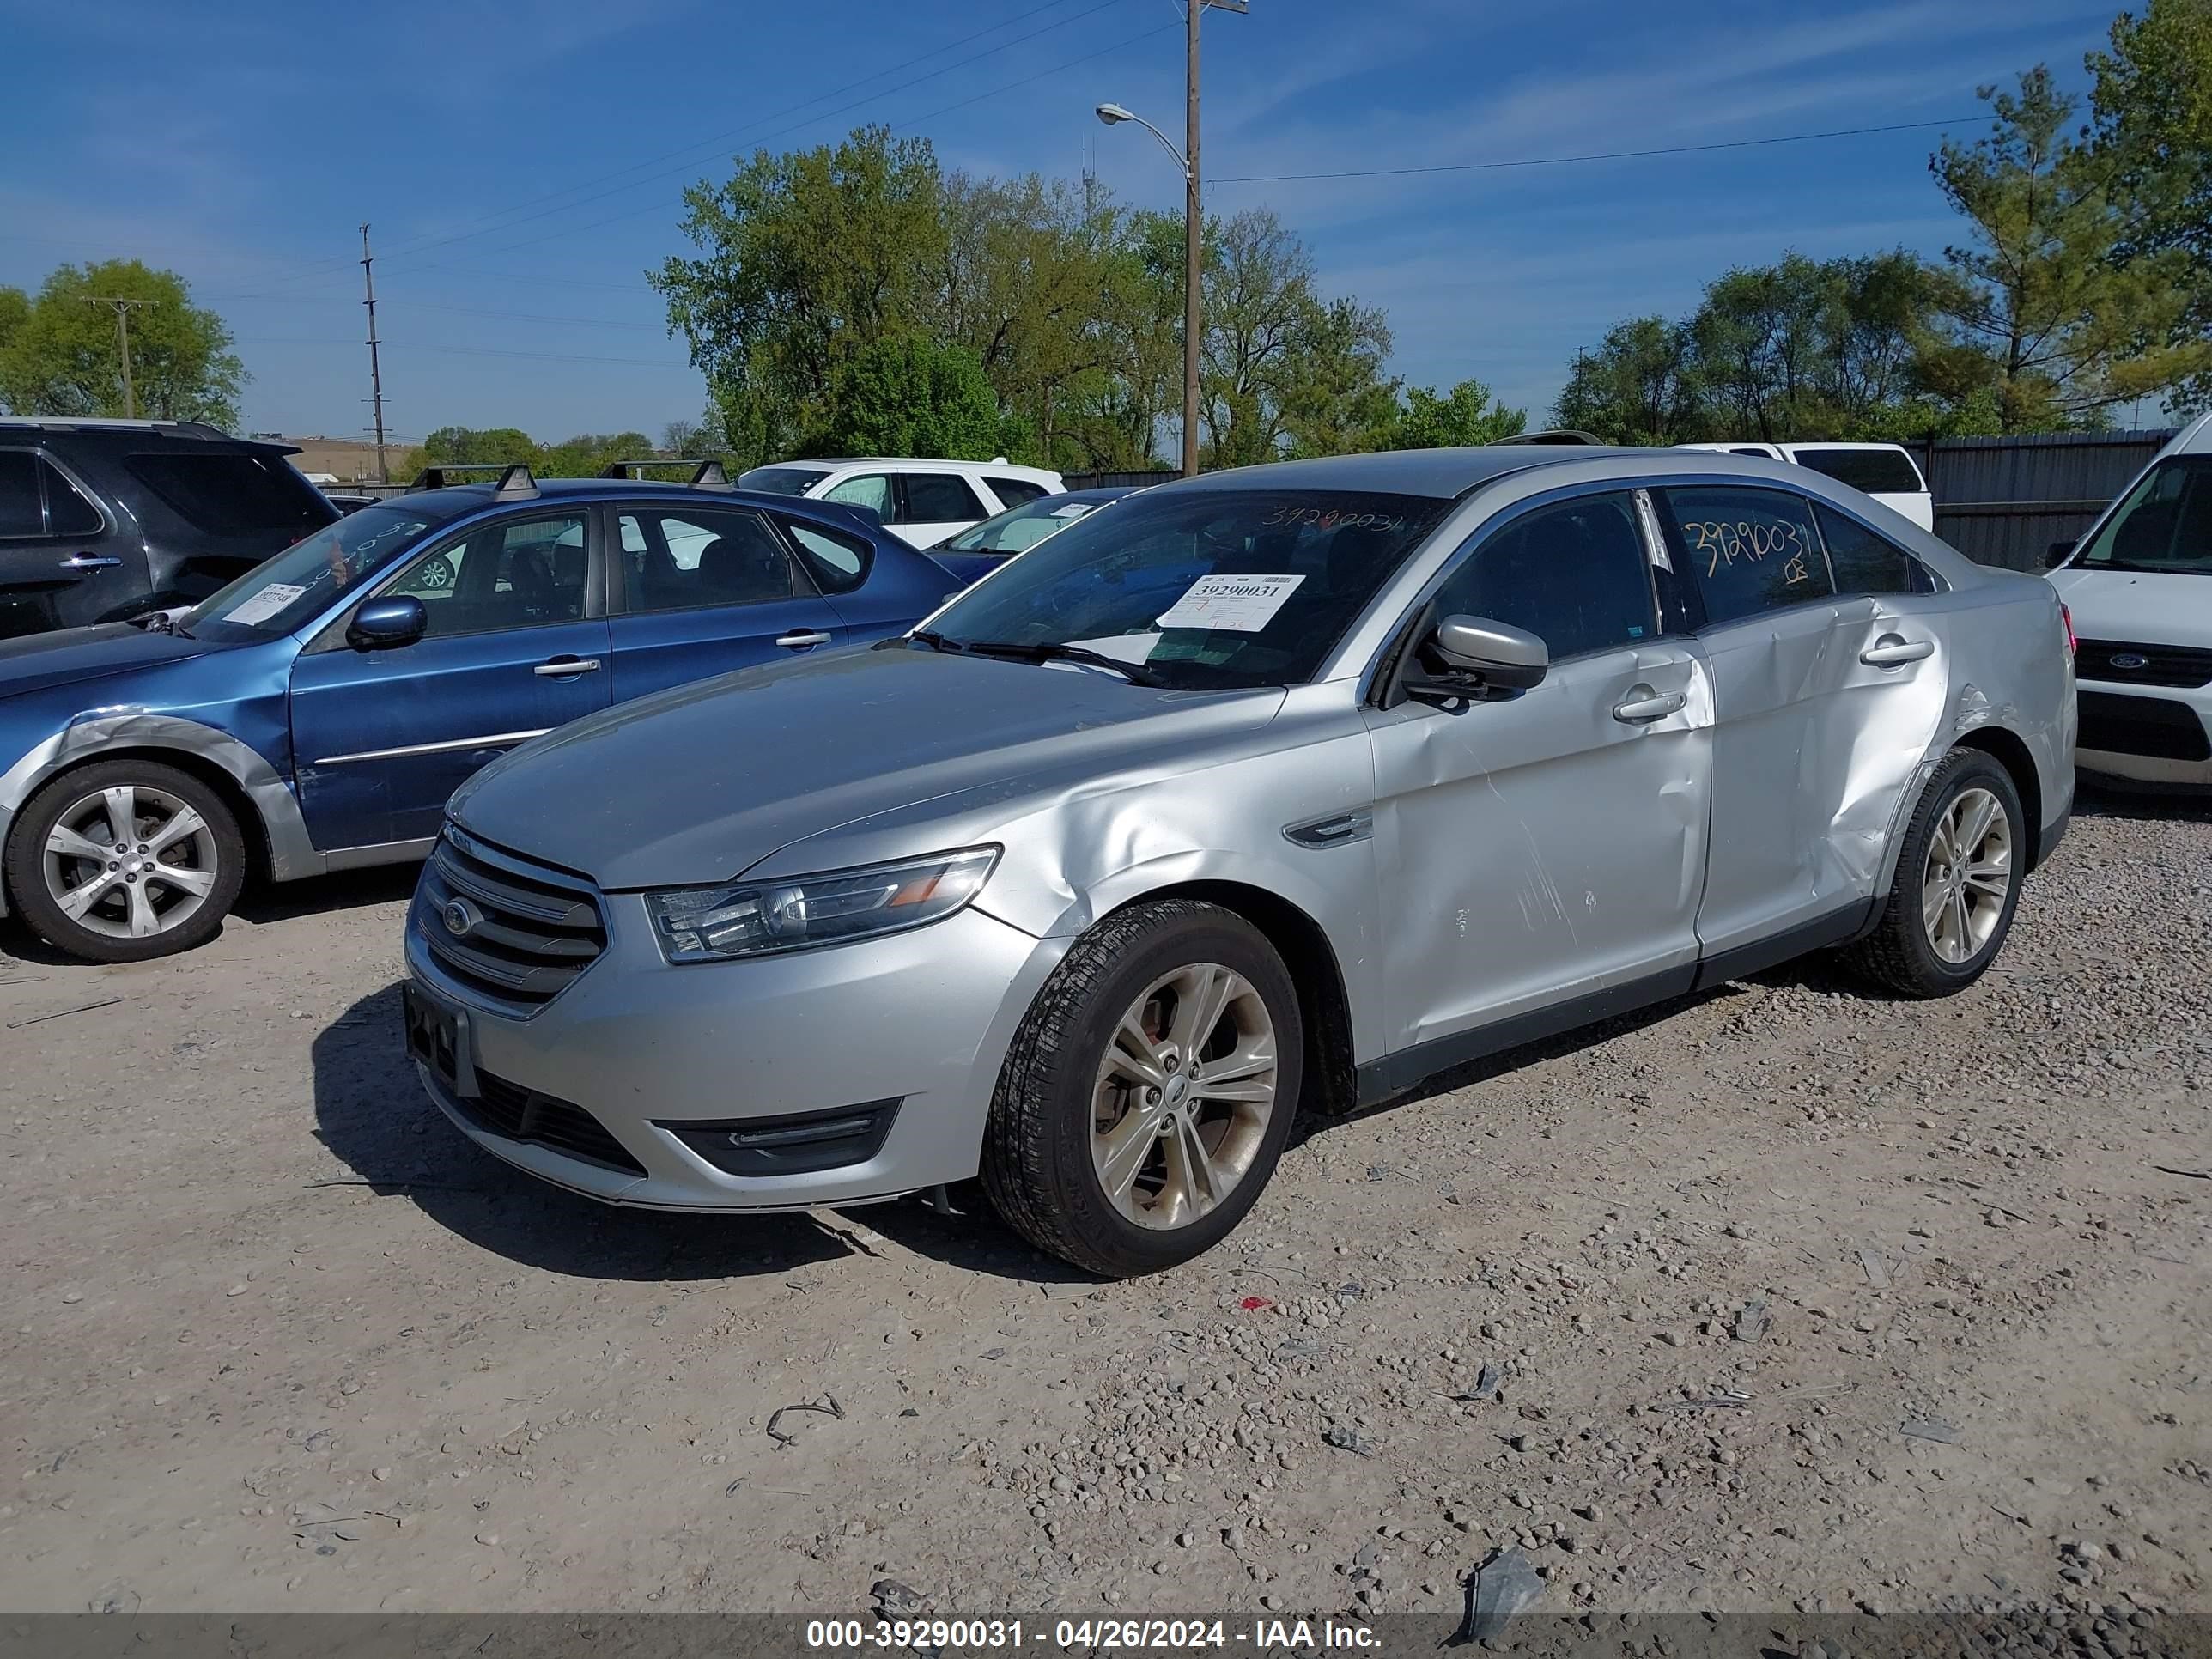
[184,506,434,638]
[939,495,1109,556]
[922,489,1448,688]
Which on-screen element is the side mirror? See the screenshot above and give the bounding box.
[347,594,428,651]
[2043,538,2077,570]
[1429,614,1549,690]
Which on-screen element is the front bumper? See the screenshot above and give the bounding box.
[404,884,1066,1211]
[2075,679,2212,787]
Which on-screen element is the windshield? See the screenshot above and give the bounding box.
[737,465,830,496]
[920,488,1449,690]
[941,495,1112,556]
[185,506,436,638]
[2075,457,2212,574]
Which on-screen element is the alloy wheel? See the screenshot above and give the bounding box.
[1921,785,2012,964]
[41,783,222,941]
[1090,961,1279,1231]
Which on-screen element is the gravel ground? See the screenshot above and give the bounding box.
[1,786,2206,1630]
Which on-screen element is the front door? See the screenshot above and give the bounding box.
[1366,489,1712,1056]
[1646,484,1942,957]
[894,471,993,548]
[607,502,847,702]
[289,508,611,850]
[0,447,145,637]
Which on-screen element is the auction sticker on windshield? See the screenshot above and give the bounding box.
[1156,574,1304,632]
[223,582,307,627]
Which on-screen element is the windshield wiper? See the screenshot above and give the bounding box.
[960,639,1168,687]
[903,628,963,653]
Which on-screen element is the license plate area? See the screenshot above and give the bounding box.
[403,982,477,1096]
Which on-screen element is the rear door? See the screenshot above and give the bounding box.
[605,501,847,702]
[0,447,143,637]
[1650,484,1945,960]
[289,507,611,849]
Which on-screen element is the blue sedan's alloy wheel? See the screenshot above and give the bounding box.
[5,759,248,963]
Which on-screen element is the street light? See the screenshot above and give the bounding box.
[1097,0,1241,477]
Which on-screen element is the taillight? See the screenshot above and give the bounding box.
[2060,602,2076,659]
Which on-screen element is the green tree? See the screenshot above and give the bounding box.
[2087,0,2212,411]
[652,126,948,466]
[1374,377,1526,450]
[396,426,541,479]
[1553,317,1701,444]
[1928,68,2209,428]
[0,260,244,425]
[804,336,1019,460]
[540,431,655,477]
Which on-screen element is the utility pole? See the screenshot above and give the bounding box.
[360,223,389,484]
[1183,0,1203,480]
[82,296,150,419]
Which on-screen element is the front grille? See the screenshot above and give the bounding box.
[2077,690,2212,762]
[2075,637,2212,689]
[454,1069,647,1176]
[414,827,605,1008]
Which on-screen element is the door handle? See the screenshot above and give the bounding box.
[775,630,833,650]
[59,554,123,570]
[1861,635,1933,667]
[1612,685,1687,724]
[532,656,601,677]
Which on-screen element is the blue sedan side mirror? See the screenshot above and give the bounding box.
[347,595,428,651]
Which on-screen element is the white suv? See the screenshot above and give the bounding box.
[737,458,1066,550]
[1678,441,1933,531]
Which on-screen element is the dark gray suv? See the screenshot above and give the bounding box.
[0,418,337,639]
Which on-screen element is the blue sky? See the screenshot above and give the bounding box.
[0,0,2127,448]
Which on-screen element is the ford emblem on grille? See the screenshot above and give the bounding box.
[2110,653,2148,670]
[442,897,483,939]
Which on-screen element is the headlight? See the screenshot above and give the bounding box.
[647,847,1000,963]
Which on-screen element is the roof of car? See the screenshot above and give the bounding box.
[371,477,876,524]
[1170,445,1650,500]
[775,457,1060,471]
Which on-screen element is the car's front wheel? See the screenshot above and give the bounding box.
[981,899,1303,1278]
[1847,748,2024,998]
[4,759,246,963]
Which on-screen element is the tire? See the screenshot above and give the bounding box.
[981,899,1304,1278]
[1846,749,2025,999]
[4,759,247,963]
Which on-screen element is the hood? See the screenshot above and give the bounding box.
[0,622,224,702]
[450,646,1284,890]
[2047,567,2212,647]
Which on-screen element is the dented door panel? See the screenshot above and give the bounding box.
[1365,641,1713,1052]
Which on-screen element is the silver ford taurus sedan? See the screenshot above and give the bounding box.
[402,447,2075,1276]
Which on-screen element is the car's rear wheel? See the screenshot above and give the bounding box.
[981,899,1303,1278]
[1846,749,2024,998]
[4,759,246,963]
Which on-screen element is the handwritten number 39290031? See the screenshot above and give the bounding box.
[1682,519,1812,584]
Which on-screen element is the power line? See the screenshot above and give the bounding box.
[237,340,696,368]
[1210,115,1981,185]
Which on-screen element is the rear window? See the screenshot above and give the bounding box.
[125,452,332,538]
[737,465,830,496]
[1787,447,1924,496]
[988,477,1050,507]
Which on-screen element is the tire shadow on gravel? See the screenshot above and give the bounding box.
[309,982,1085,1284]
[2072,778,2212,825]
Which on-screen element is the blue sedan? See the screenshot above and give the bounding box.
[0,463,962,962]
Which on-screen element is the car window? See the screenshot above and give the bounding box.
[943,497,1101,556]
[0,452,40,538]
[925,488,1450,691]
[1787,446,1924,495]
[1656,487,1835,626]
[617,507,794,613]
[1432,492,1655,661]
[122,452,331,538]
[2075,457,2212,574]
[823,473,893,516]
[1729,447,1772,458]
[398,513,590,638]
[775,515,872,595]
[1814,502,1936,596]
[987,477,1050,507]
[902,472,987,523]
[735,465,830,496]
[187,506,434,638]
[44,463,103,536]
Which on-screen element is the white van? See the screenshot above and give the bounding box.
[735,457,1066,550]
[1678,441,1934,531]
[2045,412,2212,787]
